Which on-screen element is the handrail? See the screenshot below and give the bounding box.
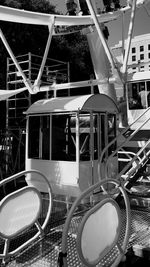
[98,106,150,181]
[105,135,150,182]
[115,142,150,181]
[118,149,142,162]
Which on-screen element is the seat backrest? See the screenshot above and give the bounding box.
[0,186,42,239]
[0,169,53,265]
[76,198,121,267]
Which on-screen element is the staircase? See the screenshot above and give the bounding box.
[99,106,150,201]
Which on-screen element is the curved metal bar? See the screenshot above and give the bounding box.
[0,169,53,231]
[0,169,53,261]
[60,179,131,267]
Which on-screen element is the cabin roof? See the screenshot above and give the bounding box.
[26,94,119,115]
[127,71,150,82]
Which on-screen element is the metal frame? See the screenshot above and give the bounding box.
[76,198,122,266]
[60,179,131,267]
[0,169,53,264]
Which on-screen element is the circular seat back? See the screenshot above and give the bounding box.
[77,199,121,266]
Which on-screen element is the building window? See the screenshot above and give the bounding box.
[140,45,144,52]
[148,44,150,50]
[132,67,136,73]
[132,55,136,62]
[148,53,150,59]
[132,47,136,53]
[140,66,144,72]
[140,54,144,60]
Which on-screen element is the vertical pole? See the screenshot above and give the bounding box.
[122,12,125,58]
[5,57,9,176]
[76,111,80,186]
[0,28,33,94]
[122,0,137,76]
[67,62,70,96]
[28,52,32,106]
[49,114,52,161]
[34,19,54,89]
[85,0,122,82]
[122,12,126,99]
[90,111,94,186]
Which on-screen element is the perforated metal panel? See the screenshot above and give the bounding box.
[3,203,150,266]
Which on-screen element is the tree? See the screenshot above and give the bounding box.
[0,0,93,81]
[0,0,94,177]
[0,0,94,129]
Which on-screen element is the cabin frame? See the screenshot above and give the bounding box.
[25,94,119,197]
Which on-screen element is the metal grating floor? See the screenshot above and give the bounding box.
[3,207,150,267]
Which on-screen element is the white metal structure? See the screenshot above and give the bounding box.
[0,0,149,195]
[0,1,150,267]
[25,94,118,196]
[0,170,52,264]
[127,71,150,129]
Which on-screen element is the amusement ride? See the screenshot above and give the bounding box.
[0,0,150,266]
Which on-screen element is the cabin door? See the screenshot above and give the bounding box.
[99,113,108,156]
[97,112,117,181]
[79,111,117,190]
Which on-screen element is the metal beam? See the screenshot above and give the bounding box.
[0,28,33,94]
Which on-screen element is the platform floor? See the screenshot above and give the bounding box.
[1,203,150,267]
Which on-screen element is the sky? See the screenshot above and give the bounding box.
[49,0,150,47]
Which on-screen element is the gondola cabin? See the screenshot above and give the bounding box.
[127,71,150,130]
[25,94,119,197]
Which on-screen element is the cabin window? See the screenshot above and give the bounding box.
[28,116,40,158]
[128,81,150,110]
[79,114,90,160]
[108,114,116,154]
[52,115,68,160]
[79,114,98,161]
[41,116,50,159]
[147,81,150,92]
[28,112,117,162]
[52,114,76,161]
[28,116,50,159]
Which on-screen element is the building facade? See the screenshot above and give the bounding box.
[111,33,150,100]
[111,33,150,74]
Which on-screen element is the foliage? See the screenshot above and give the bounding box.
[51,32,93,81]
[0,0,93,86]
[0,0,94,129]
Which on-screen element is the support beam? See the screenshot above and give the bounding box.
[122,0,137,77]
[39,77,117,93]
[0,28,33,94]
[85,0,123,83]
[33,17,54,92]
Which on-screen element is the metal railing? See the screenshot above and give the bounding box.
[99,106,150,186]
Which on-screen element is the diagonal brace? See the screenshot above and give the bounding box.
[0,28,33,94]
[33,16,54,92]
[85,0,123,83]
